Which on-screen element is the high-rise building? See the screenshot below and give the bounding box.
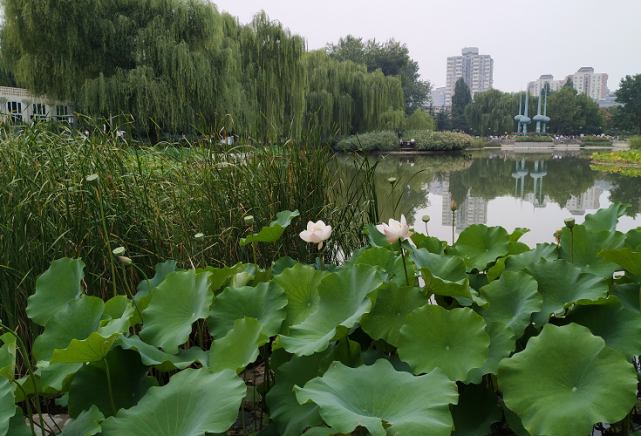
[430,87,447,109]
[445,47,493,107]
[527,75,565,96]
[565,67,609,102]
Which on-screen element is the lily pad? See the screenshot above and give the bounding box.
[354,246,412,286]
[100,368,245,436]
[280,264,382,356]
[140,269,212,354]
[207,281,287,339]
[498,323,637,436]
[398,305,490,381]
[454,224,511,270]
[559,225,626,277]
[451,383,502,436]
[525,259,608,325]
[295,359,458,436]
[410,249,472,300]
[464,322,516,385]
[135,260,176,300]
[240,210,300,246]
[26,258,85,326]
[209,317,268,374]
[360,283,430,346]
[477,271,541,339]
[599,247,641,278]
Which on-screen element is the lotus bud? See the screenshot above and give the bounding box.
[85,174,99,186]
[564,218,575,229]
[450,200,458,212]
[387,177,396,185]
[194,233,205,243]
[118,256,132,266]
[112,246,126,256]
[422,215,431,223]
[244,215,254,226]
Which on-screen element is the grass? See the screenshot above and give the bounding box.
[0,122,381,344]
[629,136,641,149]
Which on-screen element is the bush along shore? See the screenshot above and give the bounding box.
[336,129,474,152]
[1,202,641,436]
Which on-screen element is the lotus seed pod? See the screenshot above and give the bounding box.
[564,218,575,229]
[387,177,396,185]
[118,256,132,266]
[422,215,431,223]
[556,228,563,237]
[244,215,254,226]
[194,233,205,243]
[85,174,99,186]
[112,246,126,255]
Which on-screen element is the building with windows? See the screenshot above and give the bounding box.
[445,47,493,107]
[527,75,565,96]
[430,87,447,109]
[0,86,73,125]
[565,67,609,102]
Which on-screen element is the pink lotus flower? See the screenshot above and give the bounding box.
[376,215,414,244]
[300,221,332,249]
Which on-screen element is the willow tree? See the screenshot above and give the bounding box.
[465,89,539,135]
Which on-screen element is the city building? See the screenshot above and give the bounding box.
[527,75,565,96]
[0,86,73,125]
[430,87,447,109]
[565,67,609,102]
[445,47,493,107]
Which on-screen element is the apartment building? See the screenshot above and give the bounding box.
[527,75,565,96]
[565,67,609,102]
[444,47,493,107]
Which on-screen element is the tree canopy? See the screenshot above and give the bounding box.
[547,87,606,135]
[614,74,641,135]
[451,78,471,132]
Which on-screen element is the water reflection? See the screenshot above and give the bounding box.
[337,150,640,247]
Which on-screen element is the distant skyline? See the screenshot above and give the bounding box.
[211,0,640,94]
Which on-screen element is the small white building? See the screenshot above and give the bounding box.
[0,86,74,125]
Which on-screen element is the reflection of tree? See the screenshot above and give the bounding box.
[606,174,641,217]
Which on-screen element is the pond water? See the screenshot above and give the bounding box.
[338,148,640,247]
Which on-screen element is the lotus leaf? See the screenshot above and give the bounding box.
[140,269,212,354]
[451,383,502,436]
[40,362,83,392]
[360,283,430,346]
[610,282,641,312]
[266,349,332,436]
[295,359,458,436]
[398,305,490,381]
[410,249,472,300]
[100,368,244,436]
[32,296,104,362]
[625,228,641,250]
[504,243,558,273]
[509,228,530,243]
[555,296,641,360]
[477,271,541,339]
[209,317,268,374]
[119,335,208,372]
[354,246,412,285]
[498,323,637,436]
[60,405,104,436]
[559,225,626,277]
[319,339,364,372]
[68,347,156,418]
[240,209,300,246]
[272,256,297,275]
[503,406,531,436]
[525,259,608,325]
[364,223,391,247]
[464,322,515,384]
[454,224,511,270]
[135,260,176,300]
[0,377,15,436]
[273,263,328,333]
[5,406,31,436]
[207,281,287,339]
[0,333,16,381]
[411,233,446,254]
[599,247,641,277]
[26,258,85,326]
[280,264,382,356]
[583,202,629,233]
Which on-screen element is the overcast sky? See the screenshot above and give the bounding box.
[212,0,640,93]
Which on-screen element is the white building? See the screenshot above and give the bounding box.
[431,87,447,109]
[445,47,493,107]
[565,67,609,102]
[0,86,73,125]
[527,75,565,96]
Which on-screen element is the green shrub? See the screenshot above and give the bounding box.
[405,108,435,131]
[629,136,641,148]
[515,136,553,143]
[471,138,491,148]
[580,136,610,144]
[407,130,474,151]
[337,131,400,151]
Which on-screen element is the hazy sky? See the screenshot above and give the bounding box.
[212,0,640,93]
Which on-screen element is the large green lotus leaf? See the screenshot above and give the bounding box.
[51,304,135,364]
[411,233,446,254]
[505,243,558,273]
[360,283,430,346]
[272,256,297,275]
[354,246,412,286]
[140,269,212,354]
[119,335,208,372]
[398,305,490,381]
[240,210,300,246]
[0,333,17,381]
[454,224,511,270]
[364,223,391,247]
[554,296,641,360]
[60,405,104,436]
[295,359,458,436]
[503,407,531,436]
[40,362,83,392]
[464,322,515,384]
[319,339,364,373]
[32,296,104,362]
[135,260,177,300]
[498,323,637,436]
[68,347,156,418]
[625,228,641,250]
[280,265,383,356]
[525,260,608,325]
[610,282,641,312]
[559,226,626,277]
[583,202,629,233]
[100,367,244,436]
[477,271,541,339]
[410,249,472,300]
[5,406,31,436]
[26,258,85,326]
[0,377,15,436]
[207,281,287,339]
[266,349,332,436]
[209,317,268,374]
[451,383,502,436]
[273,263,328,333]
[599,247,641,278]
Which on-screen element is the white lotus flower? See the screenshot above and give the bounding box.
[300,220,332,249]
[376,215,414,244]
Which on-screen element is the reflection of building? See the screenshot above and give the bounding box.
[441,174,488,233]
[566,184,603,215]
[445,47,494,107]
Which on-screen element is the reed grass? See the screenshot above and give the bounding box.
[0,122,380,345]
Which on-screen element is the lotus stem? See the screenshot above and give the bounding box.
[14,382,37,436]
[93,182,118,299]
[242,370,247,436]
[388,177,397,221]
[399,240,410,286]
[103,357,118,417]
[131,263,152,296]
[452,210,456,245]
[121,264,143,324]
[197,320,204,350]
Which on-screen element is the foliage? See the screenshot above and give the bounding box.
[409,130,474,151]
[614,74,641,135]
[451,78,471,132]
[337,131,400,152]
[515,136,553,142]
[2,202,641,436]
[464,89,533,136]
[629,136,641,148]
[547,86,607,135]
[337,130,473,152]
[405,108,436,131]
[591,150,641,177]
